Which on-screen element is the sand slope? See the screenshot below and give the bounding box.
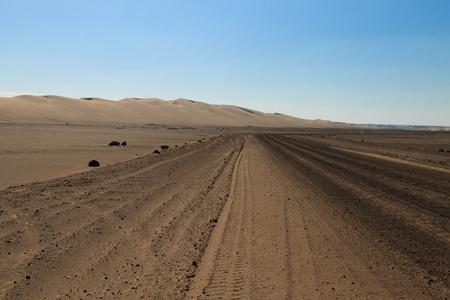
[0,95,341,127]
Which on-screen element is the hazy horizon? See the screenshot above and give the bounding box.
[1,1,449,126]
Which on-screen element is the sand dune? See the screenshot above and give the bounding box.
[0,95,342,127]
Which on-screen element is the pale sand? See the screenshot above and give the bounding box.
[0,123,222,190]
[0,95,341,127]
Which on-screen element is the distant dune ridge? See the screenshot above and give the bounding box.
[0,95,343,127]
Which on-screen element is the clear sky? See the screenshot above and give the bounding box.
[1,0,449,125]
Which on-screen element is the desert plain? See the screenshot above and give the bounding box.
[0,96,449,299]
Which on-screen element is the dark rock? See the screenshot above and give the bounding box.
[160,145,169,150]
[26,276,30,280]
[109,141,120,146]
[153,150,161,154]
[438,149,445,152]
[198,140,202,142]
[88,160,100,167]
[192,261,198,267]
[121,141,127,146]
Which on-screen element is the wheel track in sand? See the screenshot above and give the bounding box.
[187,135,251,299]
[189,136,297,299]
[1,133,448,299]
[0,135,244,299]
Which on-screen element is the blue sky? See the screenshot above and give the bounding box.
[1,0,449,125]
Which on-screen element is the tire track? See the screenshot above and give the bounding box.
[187,135,251,299]
[2,132,448,299]
[189,136,297,299]
[259,134,450,297]
[0,135,244,299]
[266,135,450,241]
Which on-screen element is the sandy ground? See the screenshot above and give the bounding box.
[0,123,222,190]
[1,128,449,299]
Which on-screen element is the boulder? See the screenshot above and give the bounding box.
[121,141,127,146]
[153,150,161,154]
[160,145,169,150]
[88,160,100,167]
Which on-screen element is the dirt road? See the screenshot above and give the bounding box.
[1,134,449,299]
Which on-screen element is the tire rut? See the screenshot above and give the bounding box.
[0,135,244,299]
[259,134,450,296]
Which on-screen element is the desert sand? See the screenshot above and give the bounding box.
[0,95,341,128]
[1,96,449,299]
